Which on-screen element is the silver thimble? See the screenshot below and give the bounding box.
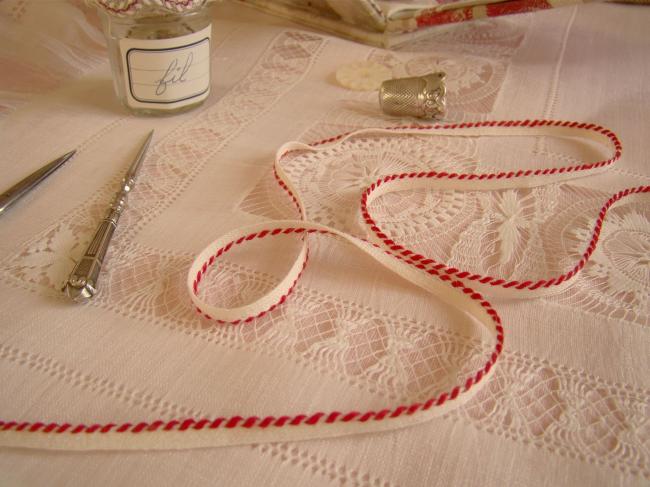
[379,72,447,119]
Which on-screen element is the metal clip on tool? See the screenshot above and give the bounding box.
[63,131,154,302]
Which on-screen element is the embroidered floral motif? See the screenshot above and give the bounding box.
[558,204,650,324]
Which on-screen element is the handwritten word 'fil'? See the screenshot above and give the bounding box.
[155,52,193,96]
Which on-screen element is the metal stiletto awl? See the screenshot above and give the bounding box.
[63,130,154,302]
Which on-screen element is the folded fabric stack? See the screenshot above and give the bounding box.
[236,0,595,47]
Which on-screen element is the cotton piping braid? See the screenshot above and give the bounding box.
[2,120,648,451]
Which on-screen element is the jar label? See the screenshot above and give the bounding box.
[120,25,211,110]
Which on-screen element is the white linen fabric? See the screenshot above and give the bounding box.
[0,1,648,485]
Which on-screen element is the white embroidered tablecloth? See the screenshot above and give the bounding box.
[0,1,648,485]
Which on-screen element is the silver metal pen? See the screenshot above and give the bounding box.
[63,130,154,302]
[0,150,75,216]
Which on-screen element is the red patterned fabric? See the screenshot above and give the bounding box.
[417,0,569,28]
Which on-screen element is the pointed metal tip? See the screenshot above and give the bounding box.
[0,148,77,215]
[124,130,155,182]
[61,150,77,162]
[50,149,76,169]
[140,130,154,152]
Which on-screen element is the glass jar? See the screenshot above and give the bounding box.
[98,5,213,116]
